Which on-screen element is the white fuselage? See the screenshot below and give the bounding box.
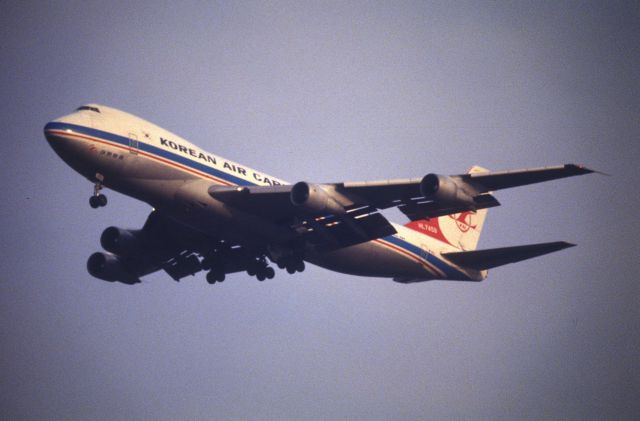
[45,105,480,282]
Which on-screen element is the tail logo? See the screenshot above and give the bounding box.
[449,211,477,233]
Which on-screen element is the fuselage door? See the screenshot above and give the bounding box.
[128,133,139,154]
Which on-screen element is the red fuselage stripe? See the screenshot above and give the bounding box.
[373,239,443,277]
[47,129,234,186]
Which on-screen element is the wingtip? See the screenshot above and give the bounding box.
[548,241,576,252]
[565,163,610,176]
[541,241,577,252]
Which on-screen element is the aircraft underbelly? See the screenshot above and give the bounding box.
[308,241,429,279]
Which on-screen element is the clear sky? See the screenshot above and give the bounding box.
[1,1,638,419]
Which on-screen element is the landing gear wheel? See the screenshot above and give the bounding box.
[90,176,107,208]
[206,271,217,284]
[206,270,225,284]
[90,194,107,208]
[265,267,275,279]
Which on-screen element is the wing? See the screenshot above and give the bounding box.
[208,164,594,249]
[457,164,596,192]
[88,210,214,283]
[342,164,594,217]
[209,183,396,250]
[89,210,284,284]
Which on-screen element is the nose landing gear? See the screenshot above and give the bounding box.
[90,194,107,208]
[90,174,107,208]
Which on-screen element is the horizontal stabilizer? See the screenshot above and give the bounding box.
[442,241,575,270]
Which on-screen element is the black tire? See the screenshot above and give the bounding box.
[98,194,108,207]
[206,271,216,284]
[296,260,305,272]
[266,267,275,279]
[89,196,100,208]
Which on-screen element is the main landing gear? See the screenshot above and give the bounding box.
[267,245,306,275]
[206,268,225,284]
[276,257,305,274]
[247,257,275,282]
[90,175,107,208]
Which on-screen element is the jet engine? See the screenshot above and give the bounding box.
[87,252,138,284]
[420,174,476,207]
[290,182,345,215]
[100,227,142,257]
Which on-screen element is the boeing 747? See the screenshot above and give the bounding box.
[44,105,594,285]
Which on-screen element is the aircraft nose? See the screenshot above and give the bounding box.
[44,119,72,148]
[44,110,86,147]
[44,120,57,144]
[44,109,97,175]
[43,116,83,160]
[44,121,58,144]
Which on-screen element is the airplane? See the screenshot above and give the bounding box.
[44,104,595,285]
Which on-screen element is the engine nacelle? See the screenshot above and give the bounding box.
[100,227,142,257]
[420,174,476,206]
[290,182,345,215]
[87,252,138,284]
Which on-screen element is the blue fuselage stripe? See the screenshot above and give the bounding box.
[45,122,255,187]
[382,235,470,280]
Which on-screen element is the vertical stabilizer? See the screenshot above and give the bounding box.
[405,166,490,251]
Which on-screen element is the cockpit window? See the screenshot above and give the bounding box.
[76,106,101,113]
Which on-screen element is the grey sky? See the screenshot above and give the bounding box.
[1,1,638,419]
